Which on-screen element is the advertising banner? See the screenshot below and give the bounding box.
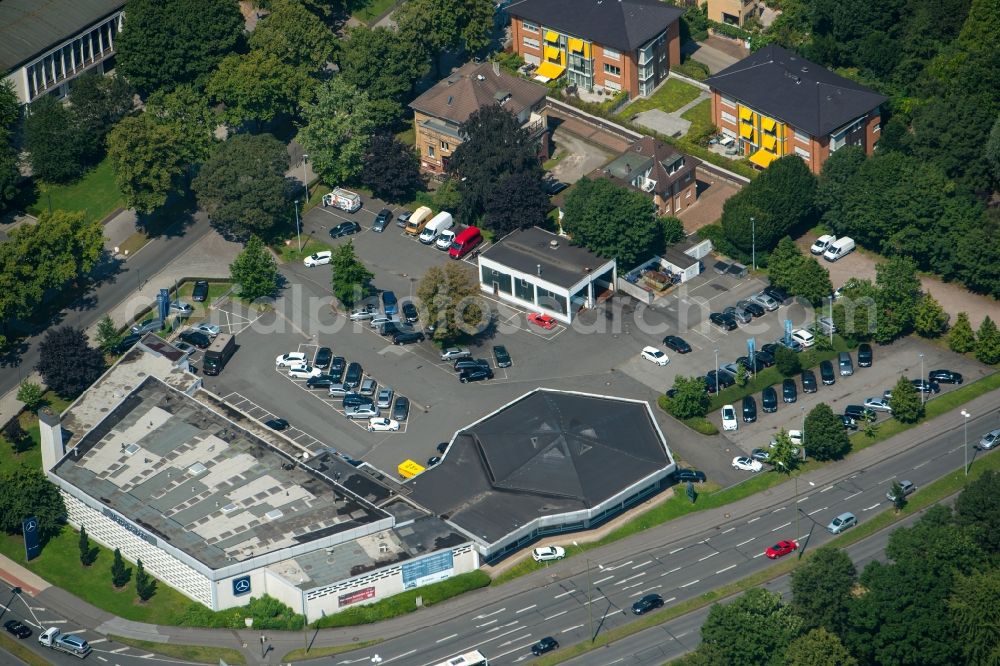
[338,587,376,607]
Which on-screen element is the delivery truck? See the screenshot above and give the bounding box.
[202,333,236,376]
[322,188,362,213]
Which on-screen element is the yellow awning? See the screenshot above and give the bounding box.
[739,106,753,121]
[568,37,583,53]
[740,124,754,140]
[545,30,558,42]
[762,134,777,150]
[761,117,776,132]
[750,149,778,168]
[583,42,591,58]
[544,45,561,60]
[535,61,566,80]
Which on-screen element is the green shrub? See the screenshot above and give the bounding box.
[177,595,304,630]
[672,60,711,81]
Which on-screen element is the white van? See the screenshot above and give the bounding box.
[810,234,836,255]
[419,211,453,244]
[435,228,456,251]
[823,237,855,262]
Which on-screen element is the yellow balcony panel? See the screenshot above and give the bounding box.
[750,149,777,168]
[739,106,753,121]
[544,45,561,60]
[568,37,583,53]
[583,42,591,58]
[545,30,559,42]
[762,134,777,150]
[761,117,776,132]
[740,124,754,140]
[534,61,565,81]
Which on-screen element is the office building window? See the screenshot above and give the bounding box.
[522,21,539,33]
[441,141,450,150]
[523,37,540,49]
[603,47,621,61]
[603,63,621,77]
[605,80,621,91]
[721,111,736,124]
[720,96,736,108]
[794,146,810,160]
[793,129,810,143]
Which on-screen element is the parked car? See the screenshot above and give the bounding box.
[179,329,211,349]
[738,299,765,318]
[342,393,373,409]
[775,337,804,352]
[314,347,332,369]
[381,290,398,316]
[801,369,818,393]
[763,285,790,303]
[349,305,377,321]
[864,397,893,412]
[765,540,798,559]
[367,417,399,432]
[170,300,193,317]
[493,345,512,368]
[819,360,836,385]
[735,355,767,373]
[303,251,332,267]
[392,396,410,421]
[344,362,363,388]
[265,418,289,431]
[4,619,31,639]
[531,637,559,656]
[928,369,963,384]
[376,387,394,409]
[674,469,706,483]
[705,370,736,393]
[709,312,738,331]
[113,333,142,354]
[840,415,858,430]
[288,364,322,379]
[979,429,1000,450]
[724,305,752,324]
[193,323,220,337]
[751,291,779,311]
[631,593,665,615]
[401,302,419,324]
[532,546,565,562]
[827,512,857,534]
[441,347,471,361]
[810,234,836,255]
[911,378,941,394]
[839,351,854,376]
[327,383,350,397]
[306,374,338,389]
[329,221,361,238]
[751,447,770,463]
[426,455,441,467]
[345,404,379,419]
[662,335,692,353]
[396,210,411,229]
[813,316,837,335]
[330,356,346,380]
[755,349,775,367]
[359,377,378,396]
[733,456,763,472]
[191,280,209,302]
[886,480,916,502]
[791,329,815,348]
[742,395,757,423]
[454,358,490,372]
[641,346,669,366]
[459,367,493,383]
[131,318,162,335]
[276,351,307,367]
[761,386,778,412]
[857,343,873,367]
[782,378,798,403]
[528,312,557,329]
[844,405,876,422]
[721,404,738,431]
[372,208,392,232]
[393,330,425,345]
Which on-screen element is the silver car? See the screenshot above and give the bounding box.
[979,429,1000,450]
[345,405,379,419]
[441,347,471,361]
[724,306,752,325]
[827,512,857,534]
[376,387,394,409]
[751,292,779,311]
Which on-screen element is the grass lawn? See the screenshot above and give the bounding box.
[352,0,398,25]
[618,79,701,118]
[175,279,233,306]
[0,632,49,666]
[0,392,72,476]
[395,127,415,146]
[681,99,714,140]
[27,158,123,223]
[302,184,331,215]
[274,237,333,264]
[542,149,568,171]
[108,636,246,665]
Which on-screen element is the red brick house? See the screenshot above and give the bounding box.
[590,136,699,216]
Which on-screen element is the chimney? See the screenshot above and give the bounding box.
[38,407,65,471]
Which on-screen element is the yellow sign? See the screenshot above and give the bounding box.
[397,459,425,479]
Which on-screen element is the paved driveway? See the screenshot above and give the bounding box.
[546,124,617,183]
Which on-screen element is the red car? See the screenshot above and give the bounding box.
[765,540,798,559]
[528,313,557,329]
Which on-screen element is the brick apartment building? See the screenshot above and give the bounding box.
[705,45,887,173]
[507,0,683,99]
[590,136,699,217]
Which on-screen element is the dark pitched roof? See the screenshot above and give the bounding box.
[507,0,683,52]
[409,61,548,125]
[599,136,698,197]
[0,0,124,71]
[705,45,888,137]
[482,227,612,289]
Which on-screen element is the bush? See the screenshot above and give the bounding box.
[775,346,802,376]
[672,60,711,81]
[177,595,305,630]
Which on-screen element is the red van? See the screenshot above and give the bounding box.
[448,226,483,259]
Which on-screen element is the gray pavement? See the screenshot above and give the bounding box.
[547,125,616,183]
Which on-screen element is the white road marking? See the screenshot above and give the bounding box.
[516,604,537,614]
[632,560,653,569]
[499,634,532,647]
[436,634,458,643]
[808,506,827,515]
[819,485,834,493]
[615,573,647,586]
[753,552,766,558]
[492,641,540,660]
[562,624,584,633]
[664,597,676,604]
[698,552,719,562]
[110,647,129,653]
[736,537,755,547]
[679,579,700,588]
[593,575,614,585]
[384,648,417,663]
[544,610,567,621]
[96,657,107,662]
[661,566,682,576]
[721,527,735,534]
[748,517,761,524]
[476,619,497,628]
[88,638,107,644]
[913,460,930,469]
[476,608,505,619]
[605,560,633,571]
[716,564,737,574]
[669,547,684,554]
[554,590,574,599]
[772,521,792,532]
[772,506,786,512]
[879,477,894,484]
[863,503,881,511]
[797,496,810,503]
[843,491,861,500]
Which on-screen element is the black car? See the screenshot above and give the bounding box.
[819,360,836,385]
[459,367,494,383]
[663,335,692,354]
[344,362,363,388]
[393,330,425,345]
[928,369,963,384]
[437,442,449,454]
[840,415,859,430]
[844,404,876,422]
[911,378,941,394]
[113,333,143,354]
[760,343,779,357]
[674,468,707,483]
[762,386,778,412]
[740,300,766,317]
[754,349,776,367]
[782,378,797,403]
[857,343,873,367]
[314,346,332,369]
[632,593,665,615]
[801,369,817,393]
[192,279,209,302]
[736,355,767,373]
[342,393,374,409]
[3,620,31,639]
[179,329,211,349]
[401,302,419,324]
[372,208,392,232]
[763,285,789,303]
[709,312,738,331]
[329,221,362,238]
[493,345,512,368]
[379,322,403,337]
[454,358,490,372]
[306,374,339,388]
[705,369,736,393]
[392,396,410,421]
[742,395,757,423]
[265,418,289,431]
[532,637,559,656]
[426,456,441,467]
[543,179,569,195]
[396,210,411,228]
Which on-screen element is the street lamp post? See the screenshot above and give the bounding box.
[801,406,806,461]
[301,153,309,200]
[750,216,756,271]
[828,295,834,347]
[962,410,971,475]
[294,200,302,252]
[714,348,720,397]
[919,353,925,405]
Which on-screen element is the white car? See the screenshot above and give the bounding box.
[640,346,669,366]
[791,329,815,348]
[349,307,376,321]
[193,323,220,337]
[721,404,738,431]
[288,364,322,379]
[303,250,332,267]
[732,456,763,472]
[810,234,836,255]
[531,546,566,562]
[367,417,400,432]
[276,352,307,367]
[435,229,456,250]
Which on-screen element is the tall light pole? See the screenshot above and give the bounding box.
[584,558,605,642]
[962,410,971,475]
[750,216,756,271]
[714,348,720,396]
[302,153,309,201]
[919,353,925,404]
[294,200,302,252]
[828,294,834,347]
[801,406,806,461]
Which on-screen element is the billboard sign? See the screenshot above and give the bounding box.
[22,516,41,560]
[338,587,376,607]
[402,551,454,590]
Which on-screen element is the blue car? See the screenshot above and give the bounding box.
[381,290,398,316]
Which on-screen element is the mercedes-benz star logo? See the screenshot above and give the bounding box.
[25,520,37,532]
[234,578,250,592]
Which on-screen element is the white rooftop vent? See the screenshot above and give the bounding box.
[123,443,140,456]
[477,74,485,81]
[221,502,240,514]
[549,239,559,249]
[187,462,207,476]
[265,509,284,521]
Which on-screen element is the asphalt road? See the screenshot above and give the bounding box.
[313,406,997,666]
[0,210,213,397]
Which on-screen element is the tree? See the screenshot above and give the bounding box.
[336,26,429,129]
[24,95,87,183]
[16,381,44,412]
[108,113,195,213]
[0,80,20,212]
[734,362,749,387]
[78,525,98,566]
[70,72,134,162]
[701,587,804,666]
[0,468,65,541]
[192,134,290,238]
[135,558,157,601]
[249,0,335,75]
[767,236,805,292]
[206,50,309,128]
[770,430,800,473]
[298,78,377,185]
[889,481,908,511]
[954,470,1000,553]
[774,345,801,376]
[803,403,850,461]
[874,256,922,344]
[229,236,279,302]
[449,104,543,225]
[665,376,710,419]
[416,263,486,343]
[562,178,659,268]
[888,376,923,423]
[949,568,1000,666]
[953,207,1000,299]
[95,315,123,355]
[816,147,866,231]
[791,257,833,306]
[3,419,29,453]
[115,0,244,96]
[784,628,858,666]
[146,84,217,164]
[36,327,106,399]
[975,316,1000,365]
[330,242,374,308]
[660,216,685,246]
[948,312,976,353]
[361,134,424,204]
[110,547,131,588]
[790,546,857,636]
[395,0,495,74]
[432,178,462,212]
[484,172,550,236]
[913,292,949,338]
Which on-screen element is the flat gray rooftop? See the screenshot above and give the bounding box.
[482,227,612,289]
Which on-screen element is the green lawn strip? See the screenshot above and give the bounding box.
[27,158,124,223]
[352,0,398,24]
[0,632,50,666]
[618,79,701,117]
[542,150,568,171]
[107,635,247,665]
[531,448,1000,666]
[0,392,72,475]
[681,99,713,140]
[681,416,718,435]
[175,279,234,306]
[283,639,382,663]
[395,127,415,146]
[302,184,331,215]
[274,238,333,264]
